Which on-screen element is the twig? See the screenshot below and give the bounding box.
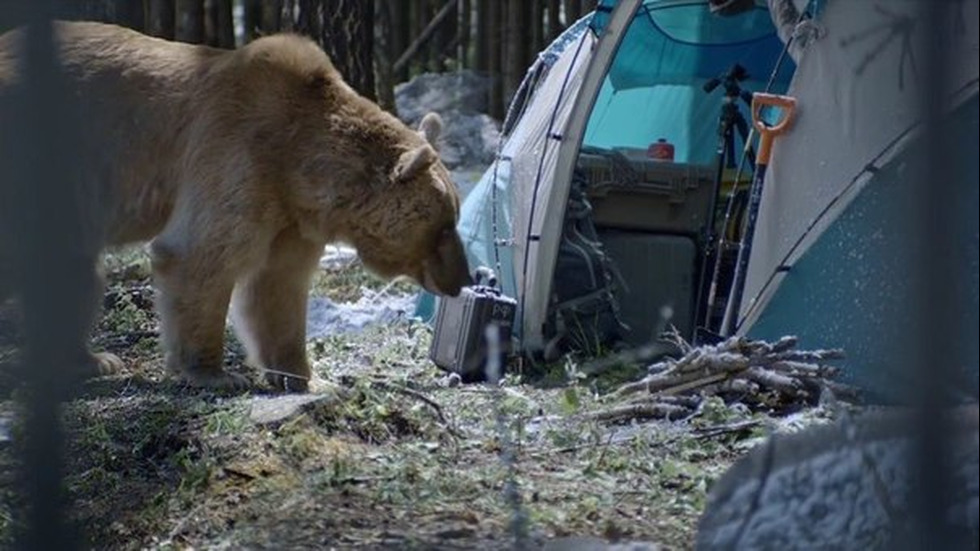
[692,419,764,439]
[369,379,464,439]
[657,373,729,396]
[741,367,804,396]
[592,430,617,469]
[584,402,691,424]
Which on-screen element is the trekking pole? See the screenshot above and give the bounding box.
[719,92,797,337]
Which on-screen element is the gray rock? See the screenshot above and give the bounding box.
[540,537,660,551]
[696,405,980,550]
[395,70,491,123]
[394,70,501,171]
[249,393,339,425]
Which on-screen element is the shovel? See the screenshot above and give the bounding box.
[720,92,797,336]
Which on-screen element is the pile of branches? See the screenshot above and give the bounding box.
[591,332,857,424]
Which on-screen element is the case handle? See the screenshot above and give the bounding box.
[473,266,498,288]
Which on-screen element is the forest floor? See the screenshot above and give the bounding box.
[0,247,840,550]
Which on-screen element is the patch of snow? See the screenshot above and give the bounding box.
[306,290,418,340]
[319,244,359,270]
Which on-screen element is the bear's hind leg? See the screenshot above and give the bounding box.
[231,226,322,393]
[150,241,248,390]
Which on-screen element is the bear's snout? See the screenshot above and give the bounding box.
[421,229,471,297]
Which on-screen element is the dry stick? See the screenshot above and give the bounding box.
[370,379,464,439]
[393,0,458,73]
[657,373,730,396]
[585,402,691,424]
[692,418,764,439]
[741,366,804,395]
[610,356,748,400]
[592,430,617,469]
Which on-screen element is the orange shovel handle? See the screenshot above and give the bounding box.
[752,93,797,165]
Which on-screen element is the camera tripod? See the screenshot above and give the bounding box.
[693,63,756,343]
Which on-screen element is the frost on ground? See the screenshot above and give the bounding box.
[0,244,869,550]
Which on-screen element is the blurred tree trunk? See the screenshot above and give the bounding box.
[435,0,456,71]
[563,0,580,26]
[487,0,502,119]
[243,0,262,41]
[458,0,470,69]
[475,0,490,73]
[290,0,377,101]
[146,0,176,39]
[408,0,426,74]
[108,0,144,29]
[503,0,529,104]
[388,0,409,81]
[205,0,235,48]
[261,0,283,34]
[547,0,561,39]
[375,1,398,113]
[324,0,376,100]
[55,0,144,30]
[531,0,544,54]
[175,0,205,43]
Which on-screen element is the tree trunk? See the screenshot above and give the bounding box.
[435,0,456,71]
[146,0,176,39]
[175,0,205,43]
[547,0,561,39]
[388,0,409,81]
[261,0,283,34]
[204,0,235,47]
[290,1,376,101]
[108,0,144,29]
[475,0,490,73]
[409,0,426,74]
[458,0,470,69]
[243,0,262,41]
[503,0,529,105]
[205,0,219,46]
[323,0,377,100]
[531,0,544,55]
[487,0,503,119]
[375,0,398,113]
[563,0,580,26]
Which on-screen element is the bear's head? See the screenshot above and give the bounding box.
[347,113,472,297]
[241,38,472,297]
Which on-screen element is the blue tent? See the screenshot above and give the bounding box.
[419,0,979,402]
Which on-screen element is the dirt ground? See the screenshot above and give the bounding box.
[0,247,836,550]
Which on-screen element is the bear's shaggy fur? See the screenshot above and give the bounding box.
[0,21,470,391]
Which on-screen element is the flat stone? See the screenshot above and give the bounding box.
[540,538,661,551]
[249,393,338,425]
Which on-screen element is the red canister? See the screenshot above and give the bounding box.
[647,138,675,161]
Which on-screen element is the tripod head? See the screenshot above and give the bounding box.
[703,63,754,106]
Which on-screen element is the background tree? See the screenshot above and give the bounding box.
[5,0,598,120]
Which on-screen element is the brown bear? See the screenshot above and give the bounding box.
[0,21,471,392]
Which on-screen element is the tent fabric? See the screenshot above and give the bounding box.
[414,15,597,324]
[522,0,793,348]
[417,0,796,346]
[738,0,980,399]
[415,0,978,400]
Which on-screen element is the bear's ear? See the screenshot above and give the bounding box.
[392,145,438,183]
[417,112,443,146]
[307,70,330,92]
